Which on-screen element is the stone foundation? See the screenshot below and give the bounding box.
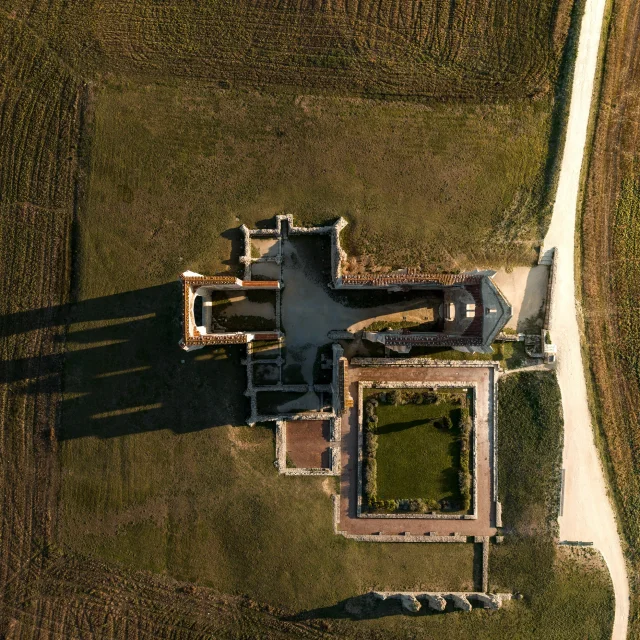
[356,380,478,520]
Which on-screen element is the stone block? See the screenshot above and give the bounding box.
[425,594,447,611]
[450,594,472,612]
[399,594,421,613]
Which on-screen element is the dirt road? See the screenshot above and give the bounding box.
[541,0,629,636]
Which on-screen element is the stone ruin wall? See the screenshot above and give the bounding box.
[356,379,478,520]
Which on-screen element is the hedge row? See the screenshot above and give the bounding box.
[363,393,472,513]
[458,408,472,511]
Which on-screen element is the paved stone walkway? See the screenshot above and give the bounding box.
[338,364,497,537]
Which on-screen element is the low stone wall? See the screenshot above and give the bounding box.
[491,366,501,520]
[543,247,557,331]
[356,380,478,520]
[332,496,468,542]
[331,343,345,414]
[275,288,281,331]
[274,418,340,476]
[476,535,489,592]
[331,217,348,283]
[352,358,501,369]
[240,225,252,280]
[371,591,510,612]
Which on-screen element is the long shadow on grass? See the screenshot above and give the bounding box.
[289,593,483,621]
[375,418,429,435]
[0,282,247,438]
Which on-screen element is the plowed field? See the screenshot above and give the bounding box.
[6,0,572,99]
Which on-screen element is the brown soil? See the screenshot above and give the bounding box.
[286,420,331,469]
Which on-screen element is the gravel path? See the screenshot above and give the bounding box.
[542,0,629,636]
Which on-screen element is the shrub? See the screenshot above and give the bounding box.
[422,392,437,404]
[459,470,471,511]
[391,389,402,406]
[434,416,453,429]
[364,457,377,500]
[461,415,472,438]
[365,431,378,455]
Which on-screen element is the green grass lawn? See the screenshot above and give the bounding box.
[76,83,554,295]
[373,400,463,503]
[410,341,527,370]
[497,371,564,532]
[2,3,616,637]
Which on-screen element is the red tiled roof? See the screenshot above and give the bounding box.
[341,273,480,287]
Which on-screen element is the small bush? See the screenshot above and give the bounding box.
[422,392,437,404]
[391,389,402,406]
[365,431,378,455]
[459,470,471,511]
[364,457,377,500]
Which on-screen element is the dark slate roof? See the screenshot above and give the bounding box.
[479,277,512,347]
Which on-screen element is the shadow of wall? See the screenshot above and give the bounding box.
[0,282,247,440]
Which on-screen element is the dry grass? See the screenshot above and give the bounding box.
[6,0,572,100]
[0,14,81,633]
[580,0,640,633]
[79,84,552,281]
[0,0,616,637]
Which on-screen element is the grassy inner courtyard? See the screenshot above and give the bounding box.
[363,389,470,513]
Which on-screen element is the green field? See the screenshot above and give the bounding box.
[488,371,613,637]
[76,83,554,285]
[0,1,617,637]
[497,371,564,532]
[373,400,462,503]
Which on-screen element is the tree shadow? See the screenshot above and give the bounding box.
[0,282,248,440]
[375,418,429,435]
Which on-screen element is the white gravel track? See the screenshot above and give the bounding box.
[542,0,629,636]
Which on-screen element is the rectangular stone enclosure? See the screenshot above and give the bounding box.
[286,420,331,469]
